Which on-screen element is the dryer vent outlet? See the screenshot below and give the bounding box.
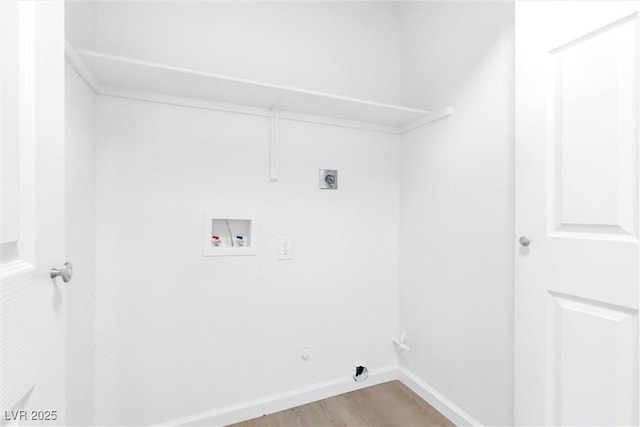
[353,365,368,382]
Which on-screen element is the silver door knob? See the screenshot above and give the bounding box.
[50,262,73,283]
[519,236,531,247]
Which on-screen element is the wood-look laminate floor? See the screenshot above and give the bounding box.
[228,380,455,427]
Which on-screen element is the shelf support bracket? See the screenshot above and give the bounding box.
[269,101,282,182]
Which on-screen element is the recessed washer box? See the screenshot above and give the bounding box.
[203,211,256,256]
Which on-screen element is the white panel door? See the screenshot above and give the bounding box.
[0,1,66,424]
[516,2,640,425]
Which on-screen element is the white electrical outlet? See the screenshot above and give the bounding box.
[278,236,293,260]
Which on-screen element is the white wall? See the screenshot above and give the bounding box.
[64,3,518,425]
[93,1,403,105]
[87,4,403,424]
[65,1,96,51]
[399,3,514,426]
[65,66,96,425]
[94,97,400,425]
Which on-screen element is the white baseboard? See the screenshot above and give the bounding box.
[156,366,398,427]
[397,366,482,427]
[156,366,483,427]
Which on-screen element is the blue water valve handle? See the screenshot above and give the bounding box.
[236,235,245,246]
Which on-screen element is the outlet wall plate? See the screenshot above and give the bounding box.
[319,169,337,189]
[278,236,293,260]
